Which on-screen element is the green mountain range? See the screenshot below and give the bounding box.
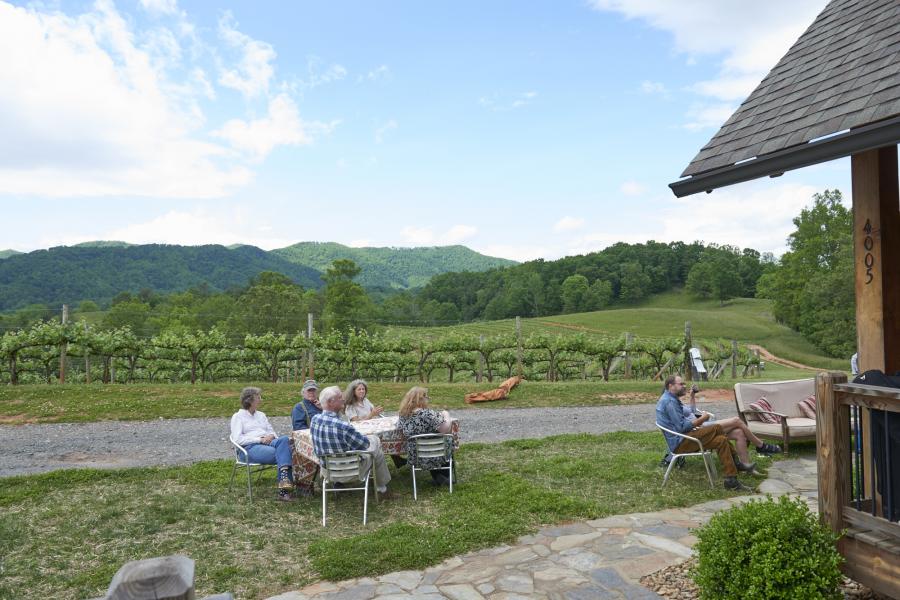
[272,242,516,289]
[0,242,514,311]
[0,250,23,259]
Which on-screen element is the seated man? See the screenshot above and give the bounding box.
[309,385,394,499]
[663,384,781,468]
[656,374,751,491]
[230,386,296,502]
[292,379,322,430]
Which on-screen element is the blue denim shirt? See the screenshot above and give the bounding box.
[291,398,322,431]
[656,390,695,452]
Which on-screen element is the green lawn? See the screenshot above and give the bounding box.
[392,291,845,371]
[0,431,771,600]
[0,365,821,424]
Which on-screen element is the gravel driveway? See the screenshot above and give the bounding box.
[0,400,736,477]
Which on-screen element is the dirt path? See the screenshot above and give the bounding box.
[747,344,819,371]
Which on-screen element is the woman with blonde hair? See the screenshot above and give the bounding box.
[343,379,384,421]
[398,386,452,485]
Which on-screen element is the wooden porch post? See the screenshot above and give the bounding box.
[816,371,849,532]
[852,146,900,501]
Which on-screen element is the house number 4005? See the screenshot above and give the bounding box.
[863,219,875,285]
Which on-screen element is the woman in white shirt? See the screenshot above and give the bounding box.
[342,379,384,421]
[229,386,296,501]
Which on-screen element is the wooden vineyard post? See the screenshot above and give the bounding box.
[731,340,738,379]
[816,371,849,533]
[477,335,485,383]
[515,316,523,378]
[59,304,68,384]
[84,321,91,384]
[307,313,315,379]
[683,322,692,381]
[624,333,633,379]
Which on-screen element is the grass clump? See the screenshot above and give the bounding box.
[692,495,842,600]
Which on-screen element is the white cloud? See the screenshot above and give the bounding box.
[619,180,646,196]
[302,56,347,89]
[479,91,538,112]
[591,1,824,130]
[375,119,398,143]
[140,0,179,16]
[640,80,668,95]
[400,224,479,246]
[553,216,585,233]
[0,0,253,198]
[217,10,275,98]
[444,225,478,243]
[360,64,390,82]
[213,94,337,159]
[683,102,738,132]
[475,244,550,262]
[41,207,295,250]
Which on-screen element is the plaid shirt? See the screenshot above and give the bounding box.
[310,410,370,457]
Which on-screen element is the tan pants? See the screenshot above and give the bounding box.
[360,435,392,492]
[673,424,737,477]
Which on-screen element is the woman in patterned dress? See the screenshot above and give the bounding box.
[398,386,452,485]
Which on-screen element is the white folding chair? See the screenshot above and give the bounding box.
[656,424,717,488]
[320,451,375,526]
[408,433,454,500]
[228,436,277,501]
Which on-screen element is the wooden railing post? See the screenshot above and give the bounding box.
[817,371,850,533]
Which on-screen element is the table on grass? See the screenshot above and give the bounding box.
[289,416,460,490]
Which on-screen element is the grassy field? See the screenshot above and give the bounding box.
[0,363,820,424]
[391,291,845,371]
[0,431,791,600]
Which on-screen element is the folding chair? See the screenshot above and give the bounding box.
[407,433,454,500]
[320,451,375,526]
[228,436,277,501]
[655,423,717,488]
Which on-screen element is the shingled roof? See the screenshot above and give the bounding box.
[670,0,900,197]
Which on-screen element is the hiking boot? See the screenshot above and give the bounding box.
[756,442,782,456]
[736,460,757,473]
[724,476,752,492]
[277,489,297,502]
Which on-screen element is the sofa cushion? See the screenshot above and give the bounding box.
[747,418,817,439]
[747,397,781,424]
[797,395,817,420]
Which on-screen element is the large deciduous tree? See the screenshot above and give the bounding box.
[322,259,370,333]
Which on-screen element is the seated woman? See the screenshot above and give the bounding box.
[292,379,322,430]
[230,386,295,502]
[343,379,384,421]
[398,386,453,486]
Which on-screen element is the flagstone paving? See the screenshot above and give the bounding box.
[266,457,818,600]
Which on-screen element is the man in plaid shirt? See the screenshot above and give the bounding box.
[310,386,393,498]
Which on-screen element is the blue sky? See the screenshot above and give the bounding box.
[0,0,843,261]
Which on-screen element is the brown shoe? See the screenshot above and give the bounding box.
[378,489,397,501]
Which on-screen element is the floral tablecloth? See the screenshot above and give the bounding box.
[290,416,459,489]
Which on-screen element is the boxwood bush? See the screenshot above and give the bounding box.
[693,495,843,600]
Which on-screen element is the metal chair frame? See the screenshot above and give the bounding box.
[656,423,717,489]
[228,436,278,501]
[408,433,455,500]
[320,451,375,526]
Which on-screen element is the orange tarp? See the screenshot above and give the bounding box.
[464,376,523,404]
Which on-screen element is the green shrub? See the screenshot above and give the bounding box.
[693,495,843,600]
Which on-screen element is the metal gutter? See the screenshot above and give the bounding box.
[669,115,900,198]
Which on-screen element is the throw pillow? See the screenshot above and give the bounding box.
[797,394,817,420]
[747,397,782,424]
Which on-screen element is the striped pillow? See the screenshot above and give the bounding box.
[747,397,781,424]
[797,394,817,420]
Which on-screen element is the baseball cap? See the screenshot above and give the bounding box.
[301,379,319,392]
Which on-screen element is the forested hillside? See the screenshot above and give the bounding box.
[0,250,22,259]
[0,245,322,311]
[272,242,516,288]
